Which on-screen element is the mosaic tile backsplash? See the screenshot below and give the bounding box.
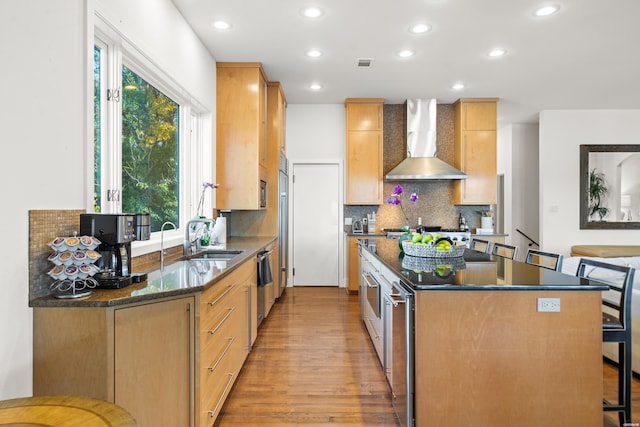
[29,209,86,300]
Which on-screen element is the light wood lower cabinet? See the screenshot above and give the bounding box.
[34,295,195,427]
[347,236,360,293]
[33,259,258,427]
[198,259,255,426]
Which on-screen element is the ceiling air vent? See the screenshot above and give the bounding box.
[357,58,374,68]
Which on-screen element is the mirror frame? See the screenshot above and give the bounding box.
[580,144,640,229]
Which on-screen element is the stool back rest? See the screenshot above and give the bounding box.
[576,258,635,328]
[470,238,491,254]
[491,242,518,260]
[525,249,564,271]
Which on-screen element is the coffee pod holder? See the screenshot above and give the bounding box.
[47,235,102,299]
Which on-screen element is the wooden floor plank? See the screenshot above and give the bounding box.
[214,287,398,426]
[214,286,640,426]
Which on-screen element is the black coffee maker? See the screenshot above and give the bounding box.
[80,213,149,288]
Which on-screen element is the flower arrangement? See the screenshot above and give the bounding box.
[197,182,219,218]
[387,184,418,226]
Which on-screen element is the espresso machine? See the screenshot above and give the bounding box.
[80,213,149,288]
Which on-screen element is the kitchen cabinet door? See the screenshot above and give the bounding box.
[460,102,497,131]
[268,82,287,155]
[346,130,383,204]
[346,100,382,131]
[345,98,384,205]
[453,98,498,205]
[114,297,194,427]
[216,63,268,210]
[456,130,497,204]
[347,236,360,293]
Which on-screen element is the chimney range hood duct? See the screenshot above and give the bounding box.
[385,98,467,180]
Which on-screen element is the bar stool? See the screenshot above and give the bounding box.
[0,395,137,426]
[576,258,635,425]
[525,248,563,271]
[491,242,518,260]
[470,238,491,254]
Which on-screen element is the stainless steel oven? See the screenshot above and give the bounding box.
[363,259,381,319]
[385,280,414,427]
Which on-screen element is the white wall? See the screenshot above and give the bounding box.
[0,0,216,399]
[498,124,540,258]
[285,104,346,285]
[539,110,640,256]
[285,104,345,160]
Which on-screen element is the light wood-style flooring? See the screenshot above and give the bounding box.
[214,286,397,426]
[215,286,640,427]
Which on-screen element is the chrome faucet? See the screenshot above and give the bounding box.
[184,218,214,256]
[160,221,177,271]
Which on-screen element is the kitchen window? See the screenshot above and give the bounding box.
[93,16,211,238]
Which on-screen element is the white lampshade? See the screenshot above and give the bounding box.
[621,194,632,208]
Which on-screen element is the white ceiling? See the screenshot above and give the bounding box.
[171,0,640,126]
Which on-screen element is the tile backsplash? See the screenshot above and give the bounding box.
[29,209,85,300]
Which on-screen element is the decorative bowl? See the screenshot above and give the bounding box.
[401,239,466,258]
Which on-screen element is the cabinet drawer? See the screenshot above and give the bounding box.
[200,337,241,423]
[201,305,241,356]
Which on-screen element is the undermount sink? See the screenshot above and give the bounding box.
[185,249,243,261]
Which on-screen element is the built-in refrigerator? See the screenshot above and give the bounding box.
[277,153,289,298]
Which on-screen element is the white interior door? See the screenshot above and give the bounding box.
[292,163,340,286]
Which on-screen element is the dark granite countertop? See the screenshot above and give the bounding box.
[359,238,608,292]
[30,236,276,307]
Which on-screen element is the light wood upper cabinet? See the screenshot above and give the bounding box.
[346,100,383,131]
[268,82,287,155]
[216,63,268,210]
[453,98,499,205]
[345,98,384,205]
[459,102,497,131]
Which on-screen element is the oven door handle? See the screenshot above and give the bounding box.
[384,292,405,307]
[257,250,273,262]
[362,272,379,288]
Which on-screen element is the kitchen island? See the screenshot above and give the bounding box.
[360,238,608,427]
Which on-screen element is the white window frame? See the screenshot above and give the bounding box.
[92,14,213,256]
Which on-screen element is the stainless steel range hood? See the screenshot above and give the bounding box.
[385,99,467,180]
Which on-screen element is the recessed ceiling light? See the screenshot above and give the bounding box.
[451,83,465,90]
[211,20,231,30]
[306,49,323,58]
[409,24,431,34]
[397,50,415,58]
[488,49,507,57]
[533,5,560,17]
[309,83,323,91]
[301,7,323,18]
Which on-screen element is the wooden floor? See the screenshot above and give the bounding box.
[603,362,640,426]
[214,287,398,426]
[215,286,640,427]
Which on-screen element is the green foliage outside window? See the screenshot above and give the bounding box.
[121,66,180,231]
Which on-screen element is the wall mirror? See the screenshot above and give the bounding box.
[580,144,640,229]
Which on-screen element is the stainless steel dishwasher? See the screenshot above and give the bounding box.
[384,280,414,427]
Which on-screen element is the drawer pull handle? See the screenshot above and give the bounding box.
[208,372,235,418]
[209,337,236,373]
[208,307,235,335]
[208,285,235,307]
